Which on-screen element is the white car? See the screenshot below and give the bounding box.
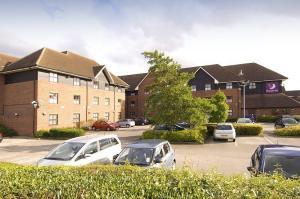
[213,123,236,142]
[37,134,121,166]
[117,119,135,128]
[237,118,254,124]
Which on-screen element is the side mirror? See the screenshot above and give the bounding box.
[113,154,119,162]
[154,158,163,164]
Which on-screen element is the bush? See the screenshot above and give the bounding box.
[0,164,299,198]
[233,124,264,136]
[142,127,207,144]
[0,124,17,137]
[256,115,279,123]
[226,118,237,122]
[34,128,85,139]
[204,123,217,136]
[275,126,300,136]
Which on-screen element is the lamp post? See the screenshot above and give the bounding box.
[238,70,249,118]
[31,101,39,135]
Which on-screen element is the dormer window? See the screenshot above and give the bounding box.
[249,82,256,89]
[191,85,196,91]
[93,81,99,89]
[49,73,58,83]
[226,82,232,89]
[73,77,80,86]
[205,84,211,91]
[105,83,109,91]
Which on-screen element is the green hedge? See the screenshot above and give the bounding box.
[275,126,300,136]
[256,115,279,123]
[142,127,207,144]
[0,164,300,198]
[35,128,85,139]
[226,118,237,122]
[234,124,264,136]
[0,124,17,137]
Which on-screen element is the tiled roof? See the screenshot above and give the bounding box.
[109,72,129,87]
[119,73,148,91]
[201,64,241,82]
[244,93,300,109]
[224,63,287,82]
[180,66,200,73]
[0,52,19,67]
[2,48,127,87]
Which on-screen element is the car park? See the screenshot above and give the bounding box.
[117,119,135,128]
[92,121,119,131]
[247,145,300,178]
[114,139,176,169]
[134,118,149,126]
[274,117,299,129]
[37,134,122,166]
[237,118,254,124]
[213,123,236,142]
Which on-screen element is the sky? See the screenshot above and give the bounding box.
[0,0,299,90]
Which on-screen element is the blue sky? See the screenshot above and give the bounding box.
[0,0,300,89]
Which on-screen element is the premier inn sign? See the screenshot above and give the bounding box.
[266,82,280,94]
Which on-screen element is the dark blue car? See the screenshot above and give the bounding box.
[247,145,300,178]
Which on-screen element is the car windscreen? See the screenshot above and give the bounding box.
[45,142,85,161]
[282,118,298,124]
[216,125,232,130]
[115,147,154,166]
[264,154,300,178]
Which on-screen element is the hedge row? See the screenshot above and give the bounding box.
[142,127,207,144]
[205,123,263,136]
[256,115,279,123]
[0,164,299,198]
[35,128,85,139]
[0,124,17,137]
[275,126,300,137]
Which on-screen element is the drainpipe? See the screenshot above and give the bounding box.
[113,86,116,122]
[86,80,88,122]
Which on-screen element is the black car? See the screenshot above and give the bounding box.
[134,118,149,126]
[247,145,300,178]
[274,117,298,129]
[0,133,3,143]
[154,124,186,131]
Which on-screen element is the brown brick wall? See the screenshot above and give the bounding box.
[125,94,139,118]
[137,74,154,118]
[0,75,4,123]
[248,107,300,116]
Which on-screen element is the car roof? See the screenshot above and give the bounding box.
[238,118,251,120]
[66,134,117,144]
[260,144,300,156]
[126,139,167,148]
[217,123,233,125]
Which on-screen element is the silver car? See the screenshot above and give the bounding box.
[117,119,135,128]
[114,139,176,169]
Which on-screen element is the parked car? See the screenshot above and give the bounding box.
[114,139,176,169]
[117,119,135,128]
[213,123,236,142]
[37,134,122,166]
[237,118,254,124]
[247,145,300,178]
[134,118,149,126]
[274,117,299,129]
[177,122,191,129]
[0,133,3,143]
[154,124,186,131]
[92,121,119,131]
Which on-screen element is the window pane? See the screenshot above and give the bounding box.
[93,81,99,89]
[84,141,98,154]
[105,83,109,90]
[93,113,99,121]
[93,97,99,105]
[74,95,80,104]
[49,114,58,125]
[104,98,110,106]
[49,93,58,104]
[73,113,80,123]
[73,78,80,86]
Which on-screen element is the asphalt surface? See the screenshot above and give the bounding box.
[0,124,299,174]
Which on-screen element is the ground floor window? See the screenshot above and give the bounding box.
[104,112,109,121]
[73,113,80,123]
[226,96,233,103]
[130,112,135,117]
[93,113,99,121]
[228,109,233,116]
[49,114,58,125]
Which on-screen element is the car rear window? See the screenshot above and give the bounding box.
[283,118,298,124]
[216,125,232,130]
[264,155,300,177]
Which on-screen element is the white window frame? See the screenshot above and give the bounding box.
[74,95,81,104]
[93,96,99,105]
[226,96,233,103]
[73,113,80,124]
[49,92,58,104]
[228,109,233,116]
[226,82,233,89]
[117,87,122,92]
[73,77,80,86]
[49,73,58,83]
[249,82,256,89]
[104,98,110,106]
[130,101,135,107]
[93,81,99,89]
[117,99,122,106]
[93,113,99,121]
[130,92,135,96]
[191,85,196,91]
[205,84,211,91]
[104,112,109,121]
[105,83,109,91]
[49,114,58,125]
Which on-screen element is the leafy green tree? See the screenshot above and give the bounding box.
[143,50,211,127]
[209,91,229,123]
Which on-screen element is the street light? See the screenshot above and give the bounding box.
[238,70,249,118]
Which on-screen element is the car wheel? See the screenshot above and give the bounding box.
[233,139,236,142]
[92,127,96,131]
[106,127,111,131]
[142,123,145,126]
[126,124,130,128]
[213,137,217,141]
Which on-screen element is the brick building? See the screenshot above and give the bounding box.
[0,48,128,136]
[119,63,300,119]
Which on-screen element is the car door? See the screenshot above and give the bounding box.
[74,141,99,166]
[97,137,121,163]
[162,143,174,169]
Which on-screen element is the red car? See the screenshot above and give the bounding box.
[92,121,119,131]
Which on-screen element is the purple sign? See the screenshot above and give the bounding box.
[266,82,279,93]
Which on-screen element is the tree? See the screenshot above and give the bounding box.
[143,50,211,127]
[209,91,229,123]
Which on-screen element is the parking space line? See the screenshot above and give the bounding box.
[264,136,274,144]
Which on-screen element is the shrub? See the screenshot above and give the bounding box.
[233,124,263,136]
[0,164,299,198]
[226,118,237,122]
[0,124,17,137]
[256,115,279,123]
[275,126,300,136]
[142,127,207,144]
[204,123,217,136]
[34,128,85,139]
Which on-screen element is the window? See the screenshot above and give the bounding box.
[118,112,121,120]
[93,81,99,89]
[73,113,80,123]
[84,141,98,154]
[205,84,211,91]
[249,82,256,89]
[130,101,135,107]
[74,95,80,104]
[105,83,109,91]
[130,112,135,117]
[130,92,135,96]
[144,90,149,95]
[228,109,233,116]
[104,112,109,121]
[191,85,196,91]
[93,97,99,105]
[226,96,233,103]
[111,137,119,145]
[73,77,80,86]
[117,99,122,106]
[93,113,99,121]
[49,92,58,104]
[117,87,122,92]
[99,138,111,150]
[49,114,58,125]
[163,143,170,155]
[49,73,58,83]
[226,82,232,89]
[104,98,110,106]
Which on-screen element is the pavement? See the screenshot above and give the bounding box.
[0,123,299,175]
